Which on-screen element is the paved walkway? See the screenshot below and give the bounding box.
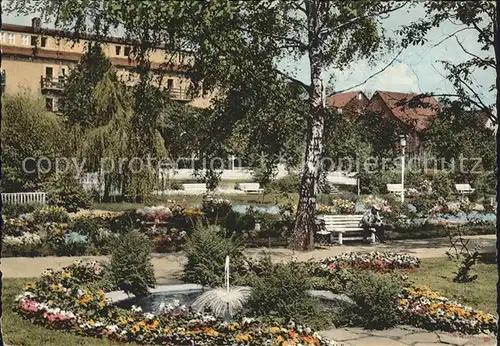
[319,326,496,346]
[1,235,495,280]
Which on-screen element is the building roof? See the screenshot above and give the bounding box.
[373,91,440,132]
[326,90,365,108]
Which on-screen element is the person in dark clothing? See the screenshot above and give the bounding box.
[360,205,386,243]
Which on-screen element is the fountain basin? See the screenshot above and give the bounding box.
[107,284,356,314]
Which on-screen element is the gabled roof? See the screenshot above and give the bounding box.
[326,90,366,108]
[373,91,440,132]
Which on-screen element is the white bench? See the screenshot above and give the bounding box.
[455,184,475,195]
[315,214,376,245]
[1,192,47,205]
[387,184,403,195]
[237,182,264,194]
[182,183,208,194]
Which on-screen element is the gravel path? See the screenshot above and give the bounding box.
[1,235,495,280]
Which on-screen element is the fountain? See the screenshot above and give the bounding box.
[191,256,251,319]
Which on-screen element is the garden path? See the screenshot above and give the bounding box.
[1,235,494,280]
[319,325,496,346]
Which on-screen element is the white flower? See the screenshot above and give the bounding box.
[131,305,143,313]
[144,313,155,320]
[242,317,255,325]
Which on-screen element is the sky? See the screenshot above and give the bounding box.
[2,3,495,106]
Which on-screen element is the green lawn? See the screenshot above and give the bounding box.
[92,192,299,211]
[406,255,496,314]
[3,257,496,344]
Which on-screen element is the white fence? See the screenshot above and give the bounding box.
[1,192,47,205]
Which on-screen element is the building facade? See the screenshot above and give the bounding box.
[0,17,211,110]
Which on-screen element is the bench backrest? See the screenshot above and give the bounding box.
[455,184,472,191]
[238,183,261,190]
[387,184,403,192]
[182,183,207,190]
[317,214,364,229]
[1,192,47,205]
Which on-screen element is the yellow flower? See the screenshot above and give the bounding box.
[204,328,219,337]
[277,335,285,343]
[269,327,281,334]
[163,327,171,333]
[234,333,251,342]
[99,300,107,308]
[61,271,72,279]
[89,319,95,326]
[228,322,240,331]
[130,324,140,333]
[23,283,35,291]
[119,316,128,325]
[138,321,146,327]
[148,320,160,329]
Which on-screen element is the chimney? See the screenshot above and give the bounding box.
[32,17,42,32]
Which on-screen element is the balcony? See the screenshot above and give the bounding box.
[1,70,5,92]
[167,87,192,101]
[40,76,66,92]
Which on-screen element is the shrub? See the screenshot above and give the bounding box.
[58,232,89,256]
[44,172,91,212]
[1,203,42,218]
[268,174,300,193]
[243,255,331,330]
[201,197,233,218]
[182,223,248,287]
[109,230,156,297]
[32,205,70,223]
[336,270,403,329]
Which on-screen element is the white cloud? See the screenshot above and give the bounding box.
[364,63,421,94]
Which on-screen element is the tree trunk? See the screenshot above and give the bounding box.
[494,0,499,339]
[290,1,326,251]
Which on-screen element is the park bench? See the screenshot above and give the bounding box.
[455,183,475,195]
[315,214,376,245]
[182,183,208,194]
[1,192,47,205]
[237,182,264,194]
[387,183,403,195]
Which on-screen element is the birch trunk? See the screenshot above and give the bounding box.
[290,1,326,251]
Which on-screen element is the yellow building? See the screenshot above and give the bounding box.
[0,17,211,111]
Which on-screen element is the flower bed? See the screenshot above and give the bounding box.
[399,286,497,335]
[318,252,421,272]
[15,260,338,345]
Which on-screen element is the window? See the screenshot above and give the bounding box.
[167,79,174,89]
[22,34,29,45]
[124,46,131,56]
[41,37,47,47]
[115,45,122,55]
[0,32,5,43]
[45,67,53,78]
[31,36,37,46]
[357,93,362,100]
[45,98,54,111]
[8,33,15,44]
[337,108,343,114]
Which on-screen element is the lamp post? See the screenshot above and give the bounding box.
[399,135,407,204]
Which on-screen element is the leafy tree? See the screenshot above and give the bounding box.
[14,0,408,250]
[423,101,496,176]
[398,1,496,120]
[1,93,65,191]
[59,43,112,127]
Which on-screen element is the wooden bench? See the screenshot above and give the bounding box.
[387,183,403,195]
[315,214,376,245]
[237,182,264,194]
[182,183,208,194]
[455,184,475,195]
